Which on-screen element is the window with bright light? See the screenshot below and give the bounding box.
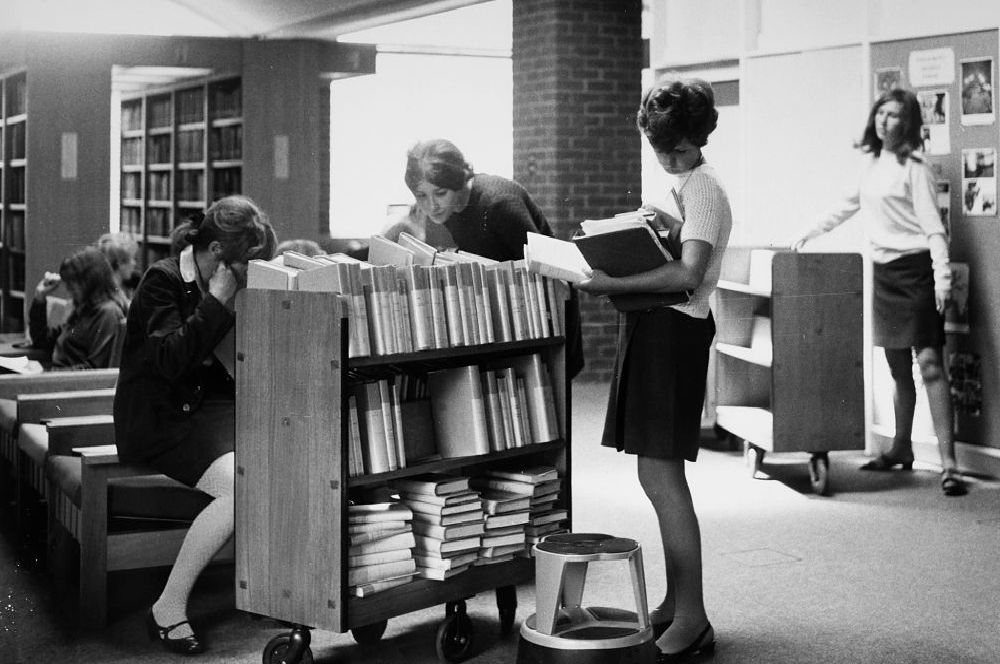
[330,1,513,239]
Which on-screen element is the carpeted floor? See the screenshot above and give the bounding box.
[2,381,999,663]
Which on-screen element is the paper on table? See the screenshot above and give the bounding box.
[0,355,43,375]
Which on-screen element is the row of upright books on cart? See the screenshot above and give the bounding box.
[245,232,570,358]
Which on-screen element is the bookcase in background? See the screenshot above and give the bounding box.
[0,70,27,332]
[120,75,242,268]
[234,288,572,659]
[713,248,864,495]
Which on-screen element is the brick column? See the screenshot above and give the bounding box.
[512,0,644,382]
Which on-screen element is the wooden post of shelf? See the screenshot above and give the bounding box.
[235,289,347,631]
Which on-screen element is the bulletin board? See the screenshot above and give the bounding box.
[871,30,999,447]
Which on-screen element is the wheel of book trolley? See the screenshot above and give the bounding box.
[516,532,657,663]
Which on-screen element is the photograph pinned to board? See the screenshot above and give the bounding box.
[944,262,969,334]
[918,90,950,155]
[874,67,902,98]
[961,147,996,216]
[960,57,994,125]
[948,351,981,417]
[936,180,951,235]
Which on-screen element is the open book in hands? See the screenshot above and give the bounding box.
[523,209,691,312]
[0,355,44,375]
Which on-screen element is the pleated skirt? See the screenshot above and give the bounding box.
[601,307,715,461]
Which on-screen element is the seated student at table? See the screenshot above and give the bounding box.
[28,246,128,370]
[114,195,277,655]
[403,138,553,262]
[94,232,141,302]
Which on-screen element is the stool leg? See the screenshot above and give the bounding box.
[534,553,565,635]
[628,550,650,629]
[560,561,588,610]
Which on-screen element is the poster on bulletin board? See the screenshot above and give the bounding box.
[959,57,995,126]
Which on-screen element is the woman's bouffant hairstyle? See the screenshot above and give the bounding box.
[637,77,719,153]
[173,195,277,264]
[59,246,122,315]
[93,232,138,272]
[404,139,475,192]
[859,88,924,163]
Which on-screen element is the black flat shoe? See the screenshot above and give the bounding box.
[657,622,715,663]
[146,609,205,655]
[941,471,968,497]
[860,454,914,471]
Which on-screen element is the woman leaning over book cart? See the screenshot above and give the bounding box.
[114,195,277,655]
[792,87,966,497]
[578,77,731,663]
[404,137,584,378]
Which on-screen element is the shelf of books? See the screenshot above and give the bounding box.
[120,75,242,268]
[0,71,27,332]
[235,240,572,639]
[714,247,864,456]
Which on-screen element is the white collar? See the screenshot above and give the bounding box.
[179,246,203,293]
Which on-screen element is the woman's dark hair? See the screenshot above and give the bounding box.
[404,139,474,192]
[637,77,719,153]
[173,195,277,264]
[59,246,121,315]
[859,88,924,163]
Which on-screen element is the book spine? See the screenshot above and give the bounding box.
[428,268,450,348]
[441,264,465,346]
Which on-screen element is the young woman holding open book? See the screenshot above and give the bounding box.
[114,195,277,654]
[791,88,965,497]
[578,77,731,663]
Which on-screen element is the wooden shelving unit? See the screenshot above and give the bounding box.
[120,75,242,268]
[234,289,571,661]
[714,248,864,494]
[0,71,27,332]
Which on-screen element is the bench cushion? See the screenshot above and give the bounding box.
[18,422,48,466]
[46,455,213,522]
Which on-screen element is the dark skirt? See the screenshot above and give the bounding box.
[602,307,715,461]
[873,251,945,349]
[144,399,235,487]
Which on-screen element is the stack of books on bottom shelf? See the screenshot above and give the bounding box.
[475,489,532,565]
[347,502,416,597]
[470,465,567,557]
[392,474,485,580]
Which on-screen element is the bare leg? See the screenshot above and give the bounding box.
[914,346,958,473]
[637,456,708,652]
[884,348,917,460]
[152,452,234,638]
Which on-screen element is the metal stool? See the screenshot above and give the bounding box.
[517,533,656,664]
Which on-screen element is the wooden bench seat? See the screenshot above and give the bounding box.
[14,388,116,533]
[0,368,118,477]
[44,431,233,627]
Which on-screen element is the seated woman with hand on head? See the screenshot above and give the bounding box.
[114,195,277,655]
[29,246,128,370]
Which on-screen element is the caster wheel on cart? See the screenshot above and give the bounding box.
[496,585,517,636]
[809,453,830,496]
[436,601,475,663]
[745,441,764,478]
[263,632,314,664]
[351,620,388,645]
